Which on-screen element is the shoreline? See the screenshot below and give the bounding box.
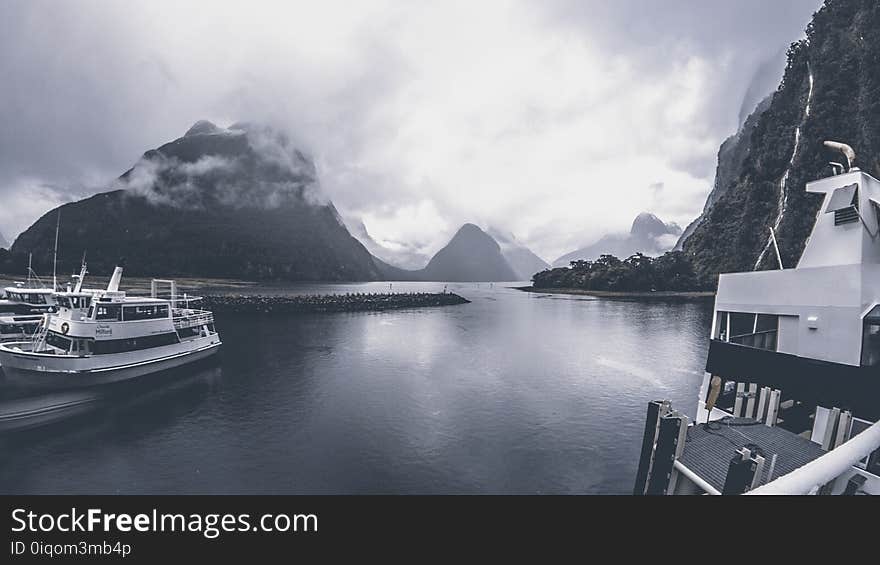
[514,286,714,299]
[201,292,470,314]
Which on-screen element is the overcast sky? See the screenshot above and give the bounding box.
[0,0,821,260]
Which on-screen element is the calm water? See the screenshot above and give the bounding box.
[0,283,712,494]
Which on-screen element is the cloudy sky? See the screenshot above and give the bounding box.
[0,0,821,261]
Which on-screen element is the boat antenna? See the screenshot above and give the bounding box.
[52,210,61,291]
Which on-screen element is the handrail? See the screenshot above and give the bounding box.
[748,418,880,495]
[171,309,214,330]
[674,460,722,495]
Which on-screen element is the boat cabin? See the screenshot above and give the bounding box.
[636,161,880,495]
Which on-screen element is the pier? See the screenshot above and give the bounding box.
[200,292,470,314]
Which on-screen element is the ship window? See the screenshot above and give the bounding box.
[715,311,729,340]
[96,304,121,321]
[123,304,170,320]
[722,311,778,351]
[860,306,880,366]
[728,313,756,338]
[68,296,91,309]
[92,332,178,354]
[45,331,72,352]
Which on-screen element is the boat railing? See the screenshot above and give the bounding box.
[172,308,214,330]
[747,418,880,495]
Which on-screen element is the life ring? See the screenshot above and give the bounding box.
[61,322,70,335]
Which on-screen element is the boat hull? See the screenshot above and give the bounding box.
[0,336,221,389]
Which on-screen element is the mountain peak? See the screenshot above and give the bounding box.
[420,223,516,281]
[184,120,223,137]
[456,223,487,237]
[630,212,665,237]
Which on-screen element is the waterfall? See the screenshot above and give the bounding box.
[754,66,814,270]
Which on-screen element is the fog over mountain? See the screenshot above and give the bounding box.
[554,213,681,267]
[486,228,549,280]
[346,217,430,271]
[9,121,382,280]
[0,1,821,261]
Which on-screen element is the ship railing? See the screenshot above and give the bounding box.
[172,309,214,331]
[747,417,880,495]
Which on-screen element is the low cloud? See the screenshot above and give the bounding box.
[117,125,329,210]
[0,0,822,258]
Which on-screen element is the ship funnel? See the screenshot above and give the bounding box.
[106,259,125,292]
[824,141,856,172]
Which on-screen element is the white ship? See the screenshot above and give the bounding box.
[634,142,880,495]
[0,261,60,344]
[0,263,221,388]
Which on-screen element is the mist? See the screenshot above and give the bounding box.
[0,0,822,259]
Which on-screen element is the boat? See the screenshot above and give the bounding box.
[0,262,221,388]
[0,270,58,346]
[0,261,95,345]
[634,142,880,495]
[0,314,44,343]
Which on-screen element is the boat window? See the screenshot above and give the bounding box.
[96,304,122,321]
[860,307,880,366]
[69,296,91,309]
[715,311,729,340]
[720,311,778,351]
[728,313,755,338]
[123,304,170,320]
[24,293,47,304]
[45,331,72,352]
[92,332,179,354]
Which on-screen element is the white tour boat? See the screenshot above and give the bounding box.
[0,263,221,388]
[0,263,61,344]
[634,142,880,495]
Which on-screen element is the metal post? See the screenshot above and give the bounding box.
[756,387,770,423]
[745,383,758,419]
[633,400,670,495]
[646,412,686,495]
[822,407,841,451]
[723,447,758,494]
[834,411,852,449]
[765,389,781,427]
[733,383,745,417]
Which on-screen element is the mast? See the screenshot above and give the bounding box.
[52,211,61,291]
[73,252,88,293]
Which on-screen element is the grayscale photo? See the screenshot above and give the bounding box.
[1,0,878,533]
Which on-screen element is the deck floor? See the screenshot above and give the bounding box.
[679,417,826,492]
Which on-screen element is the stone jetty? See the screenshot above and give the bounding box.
[201,292,470,314]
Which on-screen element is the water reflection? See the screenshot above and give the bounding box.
[0,284,712,494]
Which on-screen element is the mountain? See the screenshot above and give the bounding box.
[554,213,682,267]
[683,0,880,281]
[486,227,549,280]
[346,218,430,270]
[421,224,518,282]
[675,95,772,250]
[8,121,383,280]
[0,230,8,250]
